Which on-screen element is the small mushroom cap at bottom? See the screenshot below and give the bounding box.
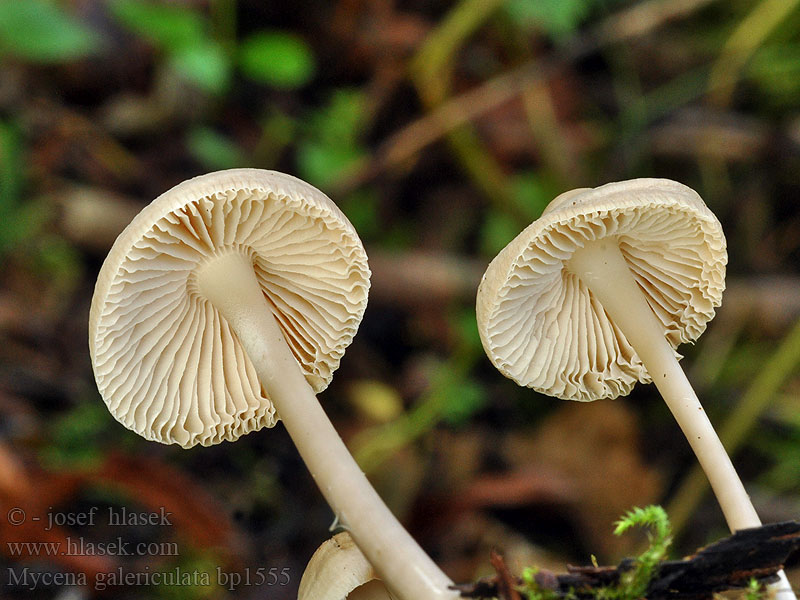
[476,178,726,402]
[298,532,396,600]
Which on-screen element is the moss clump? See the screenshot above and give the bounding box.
[520,505,673,600]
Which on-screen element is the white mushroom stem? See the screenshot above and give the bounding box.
[196,251,457,600]
[569,239,795,600]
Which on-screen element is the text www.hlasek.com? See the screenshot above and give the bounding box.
[7,538,178,557]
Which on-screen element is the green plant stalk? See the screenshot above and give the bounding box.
[409,0,505,92]
[493,14,580,186]
[701,0,800,206]
[409,0,527,224]
[353,346,479,474]
[708,0,800,108]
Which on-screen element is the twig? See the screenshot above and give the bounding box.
[332,0,719,196]
[490,551,522,600]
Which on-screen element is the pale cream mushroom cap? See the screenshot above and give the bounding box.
[298,532,395,600]
[476,178,726,401]
[89,169,370,448]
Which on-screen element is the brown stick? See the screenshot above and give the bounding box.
[451,521,800,599]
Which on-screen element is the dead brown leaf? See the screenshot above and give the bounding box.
[504,400,663,559]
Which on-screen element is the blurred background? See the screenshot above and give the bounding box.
[1,0,800,598]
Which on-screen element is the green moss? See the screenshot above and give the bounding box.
[520,505,673,600]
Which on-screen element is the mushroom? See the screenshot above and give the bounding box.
[299,532,396,600]
[476,178,794,598]
[89,169,457,600]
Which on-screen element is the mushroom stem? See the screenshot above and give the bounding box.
[569,239,796,600]
[195,251,457,600]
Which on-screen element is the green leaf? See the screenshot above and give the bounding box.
[441,379,486,426]
[510,171,557,220]
[0,200,50,257]
[307,88,366,144]
[451,308,483,354]
[479,171,557,255]
[260,108,296,148]
[109,0,230,93]
[296,89,367,186]
[186,126,245,170]
[169,41,231,94]
[505,0,592,38]
[109,0,205,51]
[748,44,800,104]
[238,30,315,89]
[480,211,521,257]
[0,0,100,62]
[339,189,379,240]
[40,401,111,469]
[296,142,363,188]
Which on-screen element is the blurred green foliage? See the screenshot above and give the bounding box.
[187,126,246,171]
[0,121,48,257]
[238,31,316,88]
[0,0,319,93]
[109,0,207,49]
[296,89,369,187]
[109,0,230,93]
[757,426,800,494]
[353,308,487,473]
[337,189,381,241]
[504,0,594,38]
[441,309,488,426]
[33,234,83,296]
[748,45,800,107]
[295,89,381,238]
[40,401,114,469]
[169,42,231,95]
[0,120,24,253]
[479,172,558,256]
[0,120,82,299]
[108,0,315,94]
[0,0,101,62]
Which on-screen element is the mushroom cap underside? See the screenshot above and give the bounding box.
[477,178,727,401]
[89,169,371,448]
